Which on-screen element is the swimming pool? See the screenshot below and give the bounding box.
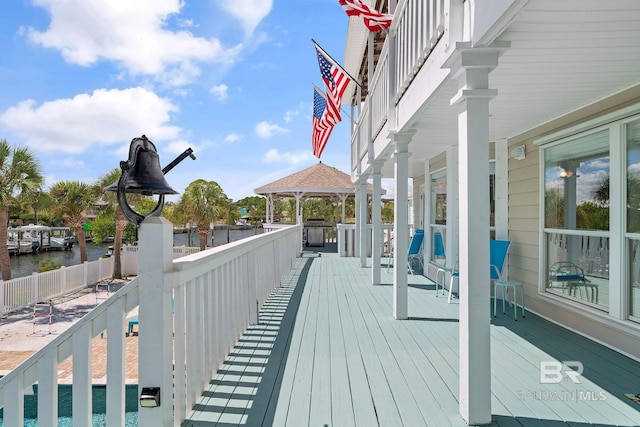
[0,384,139,426]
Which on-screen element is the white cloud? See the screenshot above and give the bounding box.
[283,108,299,123]
[255,121,287,139]
[164,139,199,157]
[224,133,241,143]
[210,84,229,101]
[58,157,85,169]
[0,87,180,153]
[263,149,313,165]
[220,0,273,36]
[25,0,243,86]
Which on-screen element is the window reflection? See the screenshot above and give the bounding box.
[432,174,447,225]
[630,239,640,318]
[627,120,640,233]
[544,130,610,231]
[543,130,610,310]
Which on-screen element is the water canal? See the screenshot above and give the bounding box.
[7,227,264,279]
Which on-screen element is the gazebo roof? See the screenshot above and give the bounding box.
[254,162,375,198]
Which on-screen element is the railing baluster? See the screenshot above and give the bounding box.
[185,278,197,411]
[195,276,205,393]
[203,272,214,384]
[37,348,58,427]
[3,374,25,426]
[174,286,186,425]
[72,323,92,427]
[106,298,126,427]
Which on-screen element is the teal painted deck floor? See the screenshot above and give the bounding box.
[184,251,640,427]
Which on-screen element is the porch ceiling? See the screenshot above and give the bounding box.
[390,0,640,178]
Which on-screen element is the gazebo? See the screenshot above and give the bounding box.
[254,161,375,224]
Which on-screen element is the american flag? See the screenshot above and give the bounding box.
[314,44,350,127]
[338,0,393,32]
[312,87,334,158]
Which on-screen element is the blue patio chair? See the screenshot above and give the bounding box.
[448,240,523,319]
[387,229,424,274]
[490,241,525,320]
[407,229,425,275]
[407,229,424,274]
[433,232,453,297]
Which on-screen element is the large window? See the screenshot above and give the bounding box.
[429,162,496,266]
[627,119,640,319]
[430,172,447,265]
[543,130,610,310]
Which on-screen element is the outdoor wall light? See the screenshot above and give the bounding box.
[510,145,526,160]
[105,135,195,225]
[139,387,161,408]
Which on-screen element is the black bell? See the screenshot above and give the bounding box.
[105,135,177,196]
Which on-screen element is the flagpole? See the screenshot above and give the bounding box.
[311,38,368,95]
[312,83,354,121]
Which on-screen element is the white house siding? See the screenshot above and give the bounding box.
[507,85,640,361]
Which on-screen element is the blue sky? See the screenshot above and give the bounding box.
[0,0,355,202]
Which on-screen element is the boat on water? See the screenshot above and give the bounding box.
[5,241,39,255]
[7,235,39,255]
[235,218,252,230]
[7,224,75,252]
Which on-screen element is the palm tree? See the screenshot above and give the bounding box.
[96,169,131,279]
[18,189,53,225]
[179,179,231,251]
[0,140,44,280]
[49,181,95,263]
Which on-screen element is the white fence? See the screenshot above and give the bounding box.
[0,256,120,318]
[0,245,204,318]
[0,223,301,426]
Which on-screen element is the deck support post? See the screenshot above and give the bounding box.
[358,176,369,267]
[138,216,174,426]
[371,160,384,284]
[390,131,414,319]
[445,42,502,425]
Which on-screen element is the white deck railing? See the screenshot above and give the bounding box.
[337,223,394,257]
[0,222,301,427]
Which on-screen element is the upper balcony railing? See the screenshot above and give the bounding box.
[394,0,445,98]
[0,224,301,426]
[351,0,453,175]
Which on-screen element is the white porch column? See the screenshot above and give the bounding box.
[138,216,174,426]
[339,194,348,223]
[390,131,414,319]
[446,43,503,425]
[270,194,275,224]
[423,160,431,271]
[266,194,271,224]
[359,177,369,267]
[446,145,459,279]
[372,161,384,284]
[294,192,305,224]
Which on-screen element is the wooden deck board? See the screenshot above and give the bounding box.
[183,252,640,427]
[326,275,357,426]
[333,272,380,427]
[361,282,465,426]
